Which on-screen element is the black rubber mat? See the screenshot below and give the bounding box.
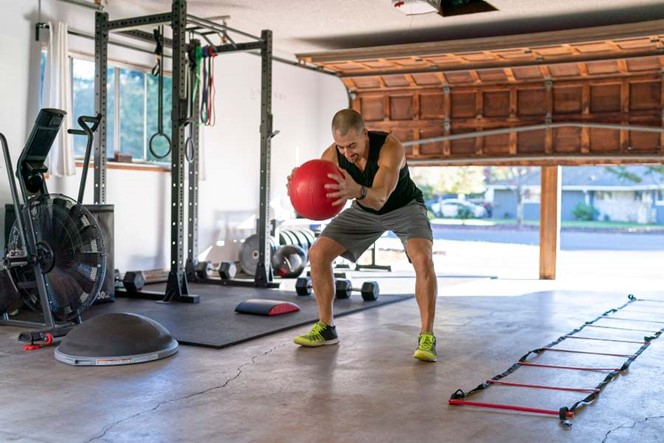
[85,283,412,349]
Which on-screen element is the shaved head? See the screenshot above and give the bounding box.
[331,109,365,136]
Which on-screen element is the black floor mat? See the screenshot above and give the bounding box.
[84,283,412,348]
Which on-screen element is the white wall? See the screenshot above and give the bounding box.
[198,52,346,264]
[0,1,41,244]
[0,0,346,272]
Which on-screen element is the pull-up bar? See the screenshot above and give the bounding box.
[402,121,664,165]
[187,14,261,41]
[403,122,664,147]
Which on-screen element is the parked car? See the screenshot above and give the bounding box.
[429,199,487,218]
[468,198,493,218]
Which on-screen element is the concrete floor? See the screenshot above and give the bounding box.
[1,239,663,443]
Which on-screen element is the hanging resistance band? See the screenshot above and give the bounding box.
[184,43,202,163]
[200,45,217,126]
[449,294,664,426]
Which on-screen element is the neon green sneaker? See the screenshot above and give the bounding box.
[413,332,437,362]
[293,321,339,347]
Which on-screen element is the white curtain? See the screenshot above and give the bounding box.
[43,21,75,176]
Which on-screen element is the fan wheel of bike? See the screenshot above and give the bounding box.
[6,194,106,321]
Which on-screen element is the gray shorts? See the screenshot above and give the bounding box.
[320,199,433,262]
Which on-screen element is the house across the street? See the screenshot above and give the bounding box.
[487,166,664,224]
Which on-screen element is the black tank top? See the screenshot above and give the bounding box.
[336,131,423,215]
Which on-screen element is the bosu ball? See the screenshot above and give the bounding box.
[54,312,178,366]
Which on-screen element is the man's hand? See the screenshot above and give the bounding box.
[325,169,361,206]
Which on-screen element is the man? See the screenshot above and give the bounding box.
[290,109,438,362]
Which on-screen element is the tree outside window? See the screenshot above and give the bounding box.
[70,56,172,163]
[71,58,115,157]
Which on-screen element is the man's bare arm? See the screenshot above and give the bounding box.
[359,135,404,210]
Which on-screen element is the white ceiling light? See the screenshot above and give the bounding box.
[392,0,499,17]
[392,0,438,15]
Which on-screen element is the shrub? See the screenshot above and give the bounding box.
[458,205,473,219]
[572,203,599,221]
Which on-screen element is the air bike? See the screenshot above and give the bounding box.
[0,108,104,344]
[0,109,178,366]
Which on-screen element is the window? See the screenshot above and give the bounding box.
[71,58,115,157]
[39,50,47,106]
[118,67,145,159]
[522,187,540,203]
[656,190,664,206]
[70,56,172,163]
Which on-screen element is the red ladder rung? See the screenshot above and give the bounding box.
[486,379,599,393]
[541,348,634,358]
[520,362,621,371]
[566,336,646,345]
[449,399,574,418]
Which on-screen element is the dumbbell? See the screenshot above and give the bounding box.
[295,276,313,296]
[335,279,380,301]
[296,277,380,300]
[123,270,146,293]
[218,261,237,280]
[113,269,123,289]
[296,275,346,296]
[195,261,213,280]
[185,258,211,281]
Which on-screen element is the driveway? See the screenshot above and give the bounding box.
[427,224,664,251]
[374,221,664,280]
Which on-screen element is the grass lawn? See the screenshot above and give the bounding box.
[432,218,664,231]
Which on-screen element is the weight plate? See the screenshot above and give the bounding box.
[239,234,277,276]
[280,230,297,246]
[289,230,309,251]
[300,229,316,248]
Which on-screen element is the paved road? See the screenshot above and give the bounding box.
[426,225,664,251]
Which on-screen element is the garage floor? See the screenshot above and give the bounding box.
[1,239,662,443]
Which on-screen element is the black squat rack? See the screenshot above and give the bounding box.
[93,0,276,303]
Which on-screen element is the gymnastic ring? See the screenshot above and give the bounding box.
[185,136,195,163]
[149,132,172,159]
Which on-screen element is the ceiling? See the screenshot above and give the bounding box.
[102,0,664,166]
[111,0,664,58]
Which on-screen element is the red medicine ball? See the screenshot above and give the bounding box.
[288,159,344,220]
